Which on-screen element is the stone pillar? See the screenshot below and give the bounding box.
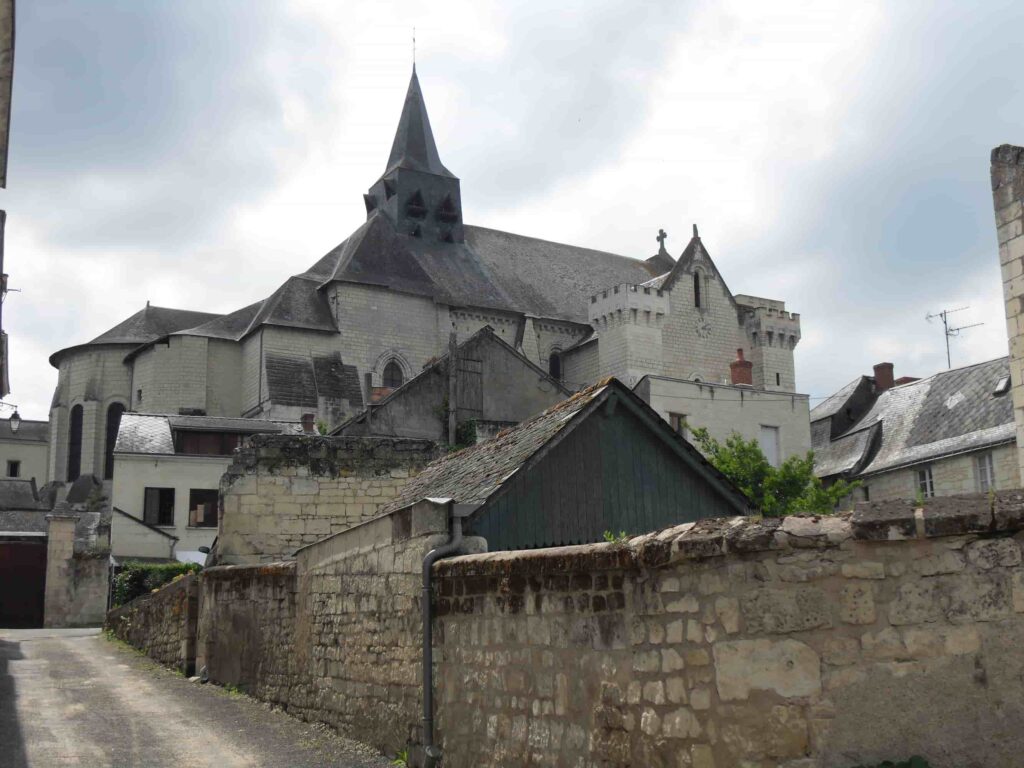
[43,514,77,627]
[992,145,1024,487]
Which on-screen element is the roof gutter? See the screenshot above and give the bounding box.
[421,499,478,767]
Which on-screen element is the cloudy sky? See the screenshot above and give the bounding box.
[5,0,1021,418]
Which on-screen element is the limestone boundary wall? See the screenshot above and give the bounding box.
[120,492,1024,767]
[105,573,198,675]
[217,434,441,564]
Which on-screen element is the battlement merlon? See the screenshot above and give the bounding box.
[589,283,669,329]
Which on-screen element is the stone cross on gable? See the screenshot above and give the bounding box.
[656,229,668,253]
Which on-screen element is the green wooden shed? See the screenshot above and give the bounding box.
[380,378,750,551]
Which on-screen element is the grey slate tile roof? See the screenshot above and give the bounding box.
[89,305,220,345]
[812,425,877,478]
[172,301,263,341]
[464,226,654,323]
[116,413,303,455]
[814,357,1014,479]
[380,383,602,512]
[52,304,223,366]
[810,376,866,423]
[384,69,454,178]
[0,418,47,443]
[0,509,48,533]
[0,479,44,511]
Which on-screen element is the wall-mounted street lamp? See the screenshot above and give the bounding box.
[0,402,20,433]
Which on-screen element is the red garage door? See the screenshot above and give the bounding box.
[0,539,47,628]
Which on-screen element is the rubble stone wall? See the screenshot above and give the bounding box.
[217,435,441,564]
[432,495,1024,768]
[125,493,1024,767]
[195,562,297,705]
[105,573,198,674]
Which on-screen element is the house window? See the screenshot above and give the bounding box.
[862,485,870,502]
[6,460,19,478]
[669,413,688,439]
[759,425,781,468]
[976,452,996,493]
[188,489,219,528]
[104,402,126,480]
[67,404,83,481]
[916,466,935,499]
[143,487,175,527]
[776,372,781,386]
[693,272,702,308]
[548,351,562,381]
[383,360,404,389]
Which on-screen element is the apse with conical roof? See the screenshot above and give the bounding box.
[364,68,464,243]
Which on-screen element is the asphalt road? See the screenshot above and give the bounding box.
[0,627,393,768]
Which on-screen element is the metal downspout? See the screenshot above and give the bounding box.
[421,503,469,767]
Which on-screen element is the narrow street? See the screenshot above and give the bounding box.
[0,628,392,768]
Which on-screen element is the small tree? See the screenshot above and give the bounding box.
[690,427,858,517]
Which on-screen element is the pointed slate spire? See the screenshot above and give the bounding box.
[385,69,455,178]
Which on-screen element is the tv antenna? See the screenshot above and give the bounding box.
[926,306,984,369]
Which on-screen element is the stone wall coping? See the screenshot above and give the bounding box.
[224,434,442,480]
[435,491,1024,577]
[105,571,198,624]
[200,561,297,581]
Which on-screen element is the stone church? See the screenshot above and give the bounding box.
[46,68,803,485]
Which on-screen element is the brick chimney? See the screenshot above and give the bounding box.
[730,349,753,386]
[301,413,316,434]
[873,362,895,392]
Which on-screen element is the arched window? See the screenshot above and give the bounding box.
[383,360,404,389]
[548,351,562,381]
[67,404,83,482]
[104,403,126,480]
[693,271,702,308]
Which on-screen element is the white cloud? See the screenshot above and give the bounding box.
[6,0,1020,420]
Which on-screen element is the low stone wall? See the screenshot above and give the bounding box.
[125,493,1024,767]
[105,573,198,674]
[432,495,1024,767]
[217,435,441,564]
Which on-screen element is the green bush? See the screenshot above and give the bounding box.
[112,561,201,608]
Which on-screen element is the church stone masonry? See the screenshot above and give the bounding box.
[47,68,802,483]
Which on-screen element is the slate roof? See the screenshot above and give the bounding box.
[115,413,303,455]
[814,357,1014,479]
[0,509,48,533]
[384,68,454,178]
[0,479,46,512]
[88,305,219,345]
[810,376,867,423]
[0,418,48,443]
[380,378,750,515]
[171,301,263,341]
[51,304,222,366]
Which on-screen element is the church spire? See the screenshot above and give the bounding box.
[365,69,464,242]
[384,69,454,178]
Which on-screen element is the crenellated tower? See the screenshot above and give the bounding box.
[589,283,669,385]
[735,295,801,391]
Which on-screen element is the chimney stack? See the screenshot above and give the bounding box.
[873,362,895,392]
[301,413,316,434]
[730,349,753,386]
